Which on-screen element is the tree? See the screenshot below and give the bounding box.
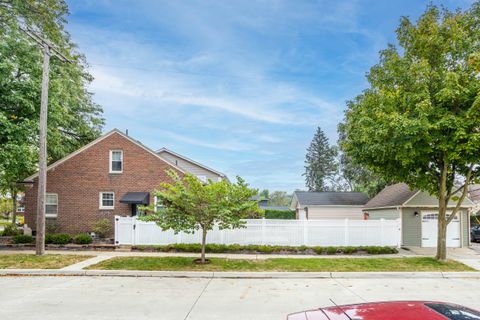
[0,0,103,228]
[142,171,260,263]
[303,127,338,191]
[341,3,480,261]
[0,1,103,226]
[268,191,292,206]
[337,123,391,197]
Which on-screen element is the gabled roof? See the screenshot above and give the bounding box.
[364,182,476,209]
[156,147,227,179]
[293,191,369,206]
[24,129,185,181]
[364,183,417,209]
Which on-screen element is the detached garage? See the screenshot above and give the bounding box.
[363,183,474,248]
[290,191,369,220]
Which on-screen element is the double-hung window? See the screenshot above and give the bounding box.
[45,193,58,218]
[110,150,123,173]
[100,192,115,209]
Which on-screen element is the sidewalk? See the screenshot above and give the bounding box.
[1,268,479,279]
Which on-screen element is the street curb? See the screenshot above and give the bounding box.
[1,269,480,279]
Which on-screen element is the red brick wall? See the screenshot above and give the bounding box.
[24,132,181,235]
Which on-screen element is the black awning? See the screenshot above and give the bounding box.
[120,192,150,205]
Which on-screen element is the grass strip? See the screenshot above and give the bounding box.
[87,256,473,272]
[0,254,91,269]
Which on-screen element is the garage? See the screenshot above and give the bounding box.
[421,212,461,248]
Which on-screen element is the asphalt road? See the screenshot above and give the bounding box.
[0,276,479,320]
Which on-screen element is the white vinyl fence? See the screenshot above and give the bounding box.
[115,216,401,247]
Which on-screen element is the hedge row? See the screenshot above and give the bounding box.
[133,243,398,255]
[10,233,93,245]
[45,233,93,245]
[264,210,296,219]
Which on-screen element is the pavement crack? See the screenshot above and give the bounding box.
[183,276,213,320]
[332,278,367,303]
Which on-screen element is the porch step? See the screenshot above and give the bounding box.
[115,245,132,252]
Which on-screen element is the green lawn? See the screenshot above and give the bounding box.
[87,256,473,272]
[0,254,91,269]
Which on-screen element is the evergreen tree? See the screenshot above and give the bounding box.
[303,127,337,191]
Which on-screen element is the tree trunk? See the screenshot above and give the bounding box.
[11,188,17,224]
[436,163,448,262]
[436,208,447,262]
[201,228,207,263]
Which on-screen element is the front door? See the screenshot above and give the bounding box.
[131,204,137,216]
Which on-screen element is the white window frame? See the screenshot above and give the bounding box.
[45,193,58,218]
[109,150,123,173]
[16,206,25,213]
[197,175,207,183]
[99,192,115,210]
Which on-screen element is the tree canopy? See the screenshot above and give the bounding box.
[0,0,103,215]
[341,3,480,260]
[304,127,338,191]
[142,171,260,263]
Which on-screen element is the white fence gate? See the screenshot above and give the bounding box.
[115,216,401,247]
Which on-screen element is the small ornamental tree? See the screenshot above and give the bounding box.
[341,4,480,261]
[142,171,260,263]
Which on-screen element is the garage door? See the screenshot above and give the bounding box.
[421,212,460,248]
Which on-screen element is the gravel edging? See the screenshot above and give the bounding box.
[1,269,479,279]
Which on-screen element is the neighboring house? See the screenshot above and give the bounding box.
[22,129,226,235]
[363,183,475,248]
[157,147,227,182]
[249,195,290,211]
[290,191,369,220]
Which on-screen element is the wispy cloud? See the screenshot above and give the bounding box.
[66,0,468,191]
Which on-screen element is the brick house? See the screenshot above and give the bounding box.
[23,129,227,235]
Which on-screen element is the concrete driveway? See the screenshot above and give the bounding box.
[1,276,479,320]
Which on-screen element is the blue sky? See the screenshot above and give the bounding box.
[65,0,473,192]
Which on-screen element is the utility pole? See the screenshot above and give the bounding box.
[20,27,70,255]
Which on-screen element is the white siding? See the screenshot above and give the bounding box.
[158,151,222,181]
[306,206,364,220]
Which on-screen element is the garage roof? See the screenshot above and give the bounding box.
[364,183,417,209]
[294,191,369,206]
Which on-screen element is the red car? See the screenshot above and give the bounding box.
[287,301,480,320]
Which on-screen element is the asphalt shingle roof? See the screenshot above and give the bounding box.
[294,191,369,206]
[364,183,418,209]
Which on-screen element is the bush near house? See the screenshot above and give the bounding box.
[132,243,398,255]
[12,234,34,244]
[93,218,112,238]
[73,233,93,244]
[45,233,72,245]
[264,210,296,219]
[1,223,22,236]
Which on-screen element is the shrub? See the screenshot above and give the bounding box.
[12,234,34,244]
[326,247,338,255]
[264,210,296,219]
[50,233,72,245]
[45,234,55,244]
[340,246,357,254]
[93,218,112,238]
[130,243,398,255]
[1,223,21,236]
[74,233,93,245]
